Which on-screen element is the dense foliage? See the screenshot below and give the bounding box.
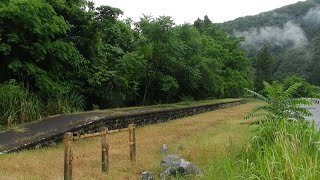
[0,0,252,126]
[219,0,320,90]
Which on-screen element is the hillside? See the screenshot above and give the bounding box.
[218,0,320,85]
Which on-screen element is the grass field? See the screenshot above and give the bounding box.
[0,99,261,180]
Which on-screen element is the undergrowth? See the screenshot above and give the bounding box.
[0,80,84,127]
[0,80,42,126]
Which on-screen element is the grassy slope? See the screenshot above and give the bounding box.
[0,99,261,179]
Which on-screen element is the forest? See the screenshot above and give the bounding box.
[219,0,320,91]
[0,0,253,125]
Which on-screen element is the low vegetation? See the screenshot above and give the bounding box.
[0,80,84,128]
[0,100,259,179]
[0,80,42,127]
[206,82,320,179]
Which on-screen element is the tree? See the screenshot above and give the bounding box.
[193,15,212,32]
[0,0,86,96]
[133,16,180,105]
[86,5,134,107]
[254,44,274,92]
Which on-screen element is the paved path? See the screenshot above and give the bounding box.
[0,112,109,154]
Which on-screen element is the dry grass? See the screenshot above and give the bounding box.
[0,100,261,180]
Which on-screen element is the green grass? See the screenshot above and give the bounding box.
[205,112,320,180]
[240,119,320,179]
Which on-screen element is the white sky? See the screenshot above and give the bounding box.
[94,0,306,24]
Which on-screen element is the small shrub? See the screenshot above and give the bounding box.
[244,81,312,121]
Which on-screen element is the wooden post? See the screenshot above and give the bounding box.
[128,124,136,162]
[100,127,109,173]
[64,132,73,180]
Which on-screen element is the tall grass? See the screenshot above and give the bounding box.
[206,81,320,179]
[0,80,42,126]
[45,92,85,115]
[239,119,320,179]
[0,80,85,128]
[206,119,320,179]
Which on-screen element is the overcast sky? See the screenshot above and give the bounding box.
[94,0,306,24]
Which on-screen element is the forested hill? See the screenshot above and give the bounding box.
[218,0,320,86]
[219,0,319,35]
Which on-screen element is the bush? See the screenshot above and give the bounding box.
[241,81,320,179]
[0,80,85,128]
[244,81,312,120]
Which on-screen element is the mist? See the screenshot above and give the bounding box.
[234,21,308,50]
[303,6,320,24]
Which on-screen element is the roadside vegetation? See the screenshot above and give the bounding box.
[0,80,84,128]
[206,82,320,179]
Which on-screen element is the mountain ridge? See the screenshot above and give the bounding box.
[216,0,320,85]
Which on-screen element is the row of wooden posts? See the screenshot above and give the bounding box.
[64,124,136,180]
